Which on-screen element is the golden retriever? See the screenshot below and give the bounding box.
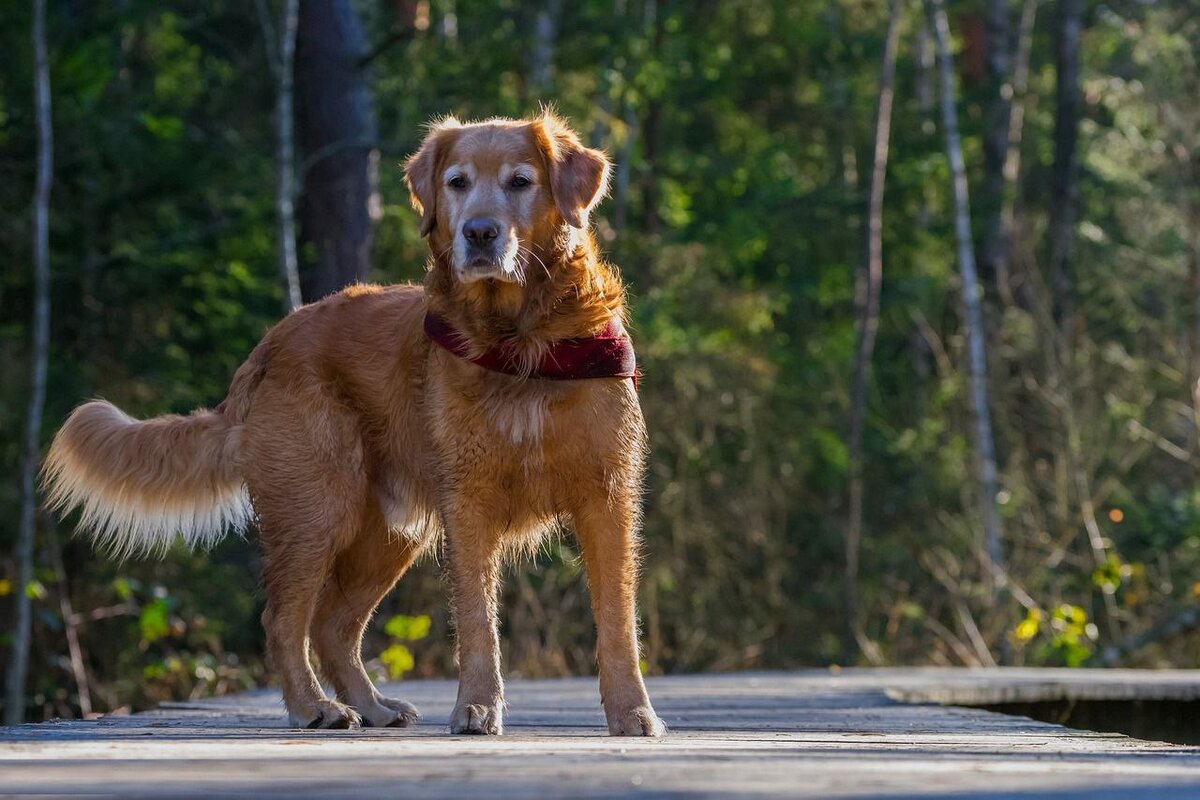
[42,112,665,736]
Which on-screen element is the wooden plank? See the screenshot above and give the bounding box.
[2,669,1200,798]
[879,666,1200,705]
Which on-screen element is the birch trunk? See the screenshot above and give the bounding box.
[1190,152,1200,458]
[844,0,902,662]
[1050,0,1082,334]
[260,0,303,313]
[5,0,53,725]
[529,0,562,96]
[980,0,1012,294]
[640,0,662,237]
[925,0,1006,585]
[996,0,1039,307]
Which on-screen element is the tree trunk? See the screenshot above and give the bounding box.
[610,0,639,233]
[613,104,636,232]
[529,0,562,97]
[296,0,380,303]
[439,0,458,42]
[911,19,935,412]
[925,0,1006,586]
[979,0,1012,296]
[5,0,53,726]
[640,0,661,237]
[258,0,303,313]
[1050,0,1082,335]
[996,0,1039,308]
[844,0,902,664]
[916,18,933,118]
[1189,148,1200,460]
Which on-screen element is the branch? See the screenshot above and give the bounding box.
[254,0,282,80]
[299,136,379,178]
[69,602,139,625]
[1093,605,1200,666]
[358,27,415,70]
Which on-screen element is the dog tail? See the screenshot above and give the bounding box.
[41,341,273,559]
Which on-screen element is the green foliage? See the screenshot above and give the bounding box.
[1046,605,1099,668]
[1011,604,1100,668]
[1,0,1198,720]
[138,597,171,645]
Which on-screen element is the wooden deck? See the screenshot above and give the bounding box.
[4,668,1200,798]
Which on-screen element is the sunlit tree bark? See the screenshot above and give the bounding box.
[995,0,1039,307]
[844,0,902,663]
[1050,0,1082,336]
[640,0,662,237]
[529,0,562,97]
[979,0,1012,297]
[256,0,303,313]
[5,0,53,726]
[925,0,1006,590]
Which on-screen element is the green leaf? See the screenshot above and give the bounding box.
[137,112,184,142]
[113,578,133,601]
[1091,554,1124,595]
[139,598,170,644]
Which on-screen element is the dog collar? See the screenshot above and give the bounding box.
[424,312,639,385]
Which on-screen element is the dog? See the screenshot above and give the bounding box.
[42,111,665,736]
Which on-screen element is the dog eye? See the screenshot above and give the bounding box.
[447,175,468,190]
[509,175,531,189]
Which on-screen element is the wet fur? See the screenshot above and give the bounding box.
[42,112,664,736]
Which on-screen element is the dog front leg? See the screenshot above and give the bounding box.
[443,508,505,735]
[572,495,666,737]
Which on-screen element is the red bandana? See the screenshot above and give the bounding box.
[424,312,639,386]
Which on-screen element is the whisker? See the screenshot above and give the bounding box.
[516,251,530,285]
[519,241,553,282]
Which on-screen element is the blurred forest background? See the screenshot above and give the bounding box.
[1,0,1198,722]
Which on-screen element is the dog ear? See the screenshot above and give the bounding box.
[404,117,461,237]
[534,112,612,230]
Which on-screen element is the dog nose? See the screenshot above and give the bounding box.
[462,218,499,245]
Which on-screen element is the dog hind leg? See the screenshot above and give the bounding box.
[311,516,429,727]
[260,527,362,729]
[245,392,371,729]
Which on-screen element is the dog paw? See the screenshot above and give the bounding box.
[360,696,420,728]
[450,702,503,735]
[608,705,667,737]
[291,699,363,730]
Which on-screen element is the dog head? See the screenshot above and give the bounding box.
[405,112,610,285]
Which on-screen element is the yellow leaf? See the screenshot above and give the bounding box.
[384,614,431,641]
[1014,618,1040,642]
[0,579,12,597]
[380,644,414,679]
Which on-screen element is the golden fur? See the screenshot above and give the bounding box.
[43,112,664,736]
